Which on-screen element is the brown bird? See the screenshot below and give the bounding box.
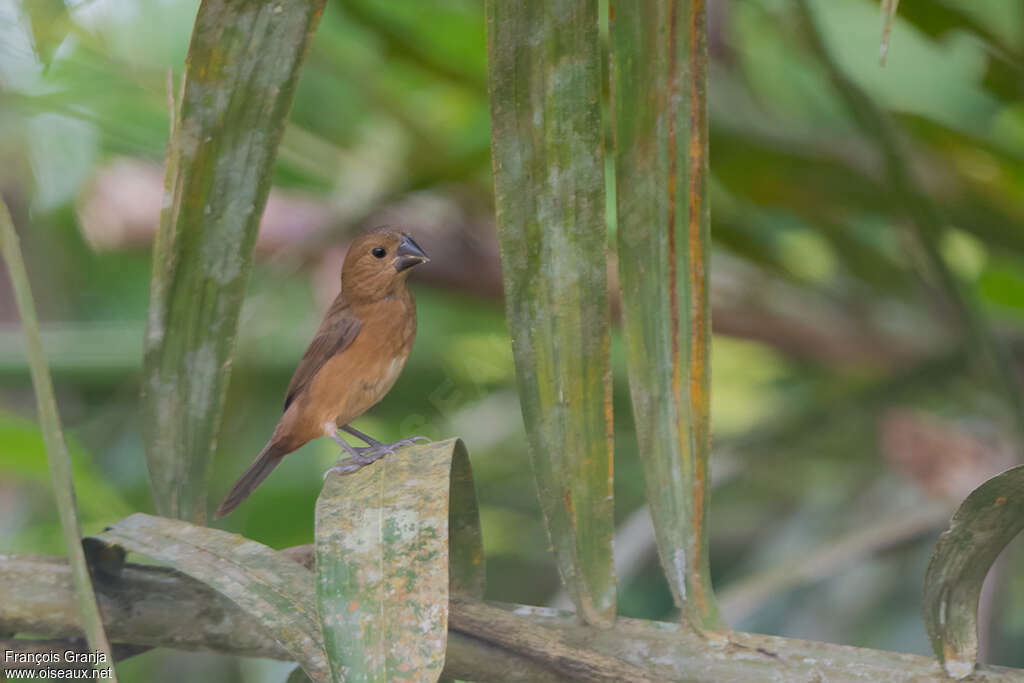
[215,228,430,518]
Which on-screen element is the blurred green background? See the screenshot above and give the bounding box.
[2,0,1024,680]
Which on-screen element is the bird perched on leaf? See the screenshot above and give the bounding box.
[215,228,430,518]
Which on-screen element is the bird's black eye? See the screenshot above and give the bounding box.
[372,247,386,258]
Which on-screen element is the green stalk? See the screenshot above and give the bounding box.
[0,199,117,680]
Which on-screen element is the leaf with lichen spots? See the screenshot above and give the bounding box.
[315,438,483,682]
[923,465,1024,679]
[142,0,326,524]
[609,0,722,630]
[92,513,329,682]
[485,0,616,626]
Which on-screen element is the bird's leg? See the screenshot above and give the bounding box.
[340,424,383,447]
[323,422,377,478]
[341,424,429,454]
[329,431,361,457]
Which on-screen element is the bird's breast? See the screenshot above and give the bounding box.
[308,307,415,427]
[377,355,406,395]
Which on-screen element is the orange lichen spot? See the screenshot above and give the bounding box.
[995,496,1007,507]
[348,600,359,612]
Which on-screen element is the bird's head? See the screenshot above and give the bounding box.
[340,228,430,300]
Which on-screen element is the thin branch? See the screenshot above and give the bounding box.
[1,552,1020,681]
[719,501,951,623]
[449,599,654,682]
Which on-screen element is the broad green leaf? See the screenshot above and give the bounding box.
[92,513,329,682]
[142,0,327,524]
[0,198,117,679]
[485,0,616,625]
[610,1,722,629]
[923,465,1024,679]
[315,438,483,682]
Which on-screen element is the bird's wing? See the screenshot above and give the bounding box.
[283,298,362,412]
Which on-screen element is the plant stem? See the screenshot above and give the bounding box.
[0,199,117,680]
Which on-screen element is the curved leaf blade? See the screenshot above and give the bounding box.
[610,1,722,629]
[923,465,1024,679]
[485,0,616,625]
[447,440,486,599]
[142,0,326,524]
[315,438,483,682]
[92,513,329,681]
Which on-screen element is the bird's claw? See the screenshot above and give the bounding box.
[323,459,366,479]
[323,436,430,479]
[385,435,430,449]
[323,453,380,479]
[352,435,429,456]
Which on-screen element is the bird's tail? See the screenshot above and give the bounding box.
[214,441,289,519]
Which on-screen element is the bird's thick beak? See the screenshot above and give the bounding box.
[394,234,430,272]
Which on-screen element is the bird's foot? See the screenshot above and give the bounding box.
[349,435,429,460]
[365,435,430,452]
[323,453,379,478]
[340,425,430,450]
[322,436,430,479]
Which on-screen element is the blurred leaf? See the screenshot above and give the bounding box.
[796,0,1024,440]
[20,0,70,69]
[807,0,998,142]
[334,0,486,91]
[142,0,327,524]
[0,411,131,523]
[485,0,616,625]
[923,465,1024,679]
[897,1,1021,59]
[879,0,900,66]
[0,198,117,678]
[315,438,482,682]
[980,264,1024,314]
[93,513,330,681]
[610,0,722,630]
